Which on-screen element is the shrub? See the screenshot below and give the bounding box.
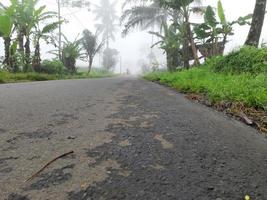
[40,59,65,75]
[208,46,267,74]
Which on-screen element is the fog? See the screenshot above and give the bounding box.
[0,0,266,74]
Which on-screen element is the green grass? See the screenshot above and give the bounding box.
[0,68,114,84]
[208,46,267,74]
[144,66,267,111]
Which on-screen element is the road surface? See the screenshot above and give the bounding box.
[0,76,267,200]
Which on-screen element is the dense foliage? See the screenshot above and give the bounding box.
[0,0,116,78]
[40,59,65,75]
[122,0,263,72]
[208,47,267,74]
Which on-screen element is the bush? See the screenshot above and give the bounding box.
[40,59,65,75]
[208,46,267,74]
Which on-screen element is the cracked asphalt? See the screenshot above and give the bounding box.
[0,76,267,200]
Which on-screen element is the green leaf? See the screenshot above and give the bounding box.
[204,6,217,27]
[217,0,226,24]
[0,15,12,37]
[10,41,18,53]
[194,24,212,39]
[41,21,60,34]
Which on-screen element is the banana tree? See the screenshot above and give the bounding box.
[159,0,201,66]
[13,0,51,71]
[194,0,252,58]
[0,5,17,71]
[150,23,183,71]
[32,21,60,72]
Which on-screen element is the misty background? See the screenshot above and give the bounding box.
[0,0,266,74]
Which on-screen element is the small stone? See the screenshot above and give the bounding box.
[207,186,214,191]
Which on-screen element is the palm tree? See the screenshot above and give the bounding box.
[82,29,104,73]
[122,0,203,70]
[93,0,118,48]
[245,0,266,47]
[121,0,168,35]
[121,0,185,70]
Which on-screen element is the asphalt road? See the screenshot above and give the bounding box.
[0,76,267,200]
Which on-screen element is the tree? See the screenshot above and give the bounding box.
[121,1,183,71]
[82,29,104,73]
[94,0,118,48]
[10,0,60,72]
[102,48,118,71]
[245,0,266,47]
[121,1,168,36]
[61,36,84,74]
[194,1,252,58]
[159,0,201,66]
[0,4,17,72]
[13,0,37,71]
[32,21,60,72]
[122,0,204,70]
[150,23,183,71]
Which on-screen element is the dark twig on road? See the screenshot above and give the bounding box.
[25,151,74,182]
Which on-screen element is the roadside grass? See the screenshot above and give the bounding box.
[144,67,267,111]
[0,68,114,84]
[144,67,267,133]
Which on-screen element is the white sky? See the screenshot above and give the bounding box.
[0,0,266,74]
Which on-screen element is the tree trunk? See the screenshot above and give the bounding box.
[88,56,93,74]
[182,37,190,69]
[18,31,24,54]
[184,7,200,66]
[32,40,41,72]
[245,0,267,47]
[166,49,179,72]
[3,38,19,72]
[24,36,31,72]
[3,37,11,67]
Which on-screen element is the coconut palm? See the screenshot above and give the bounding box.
[122,0,204,70]
[93,0,118,48]
[121,0,169,35]
[121,0,185,70]
[81,29,104,74]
